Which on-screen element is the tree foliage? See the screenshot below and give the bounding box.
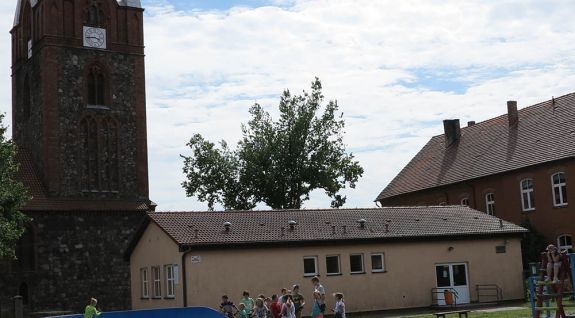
[182,78,364,210]
[520,218,548,268]
[0,113,30,259]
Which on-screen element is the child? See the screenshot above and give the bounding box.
[240,290,255,316]
[219,295,237,318]
[332,293,345,318]
[281,295,295,318]
[310,291,323,318]
[84,298,101,318]
[264,297,273,318]
[546,244,562,282]
[291,285,305,318]
[254,297,268,318]
[270,294,282,318]
[237,303,250,318]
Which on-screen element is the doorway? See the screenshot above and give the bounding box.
[435,263,470,305]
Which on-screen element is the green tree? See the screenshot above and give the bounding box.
[0,113,30,259]
[182,78,364,210]
[520,218,547,268]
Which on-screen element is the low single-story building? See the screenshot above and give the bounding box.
[127,206,527,313]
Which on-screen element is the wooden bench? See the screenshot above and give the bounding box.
[434,310,470,318]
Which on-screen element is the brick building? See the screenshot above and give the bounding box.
[375,95,575,251]
[1,0,154,313]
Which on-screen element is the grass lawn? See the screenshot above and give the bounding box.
[409,307,533,318]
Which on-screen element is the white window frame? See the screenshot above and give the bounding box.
[485,193,495,216]
[165,264,175,298]
[152,266,161,298]
[371,253,385,273]
[558,234,572,252]
[520,179,535,211]
[326,255,341,275]
[349,254,364,274]
[460,198,469,206]
[140,267,149,298]
[303,256,318,277]
[552,172,568,207]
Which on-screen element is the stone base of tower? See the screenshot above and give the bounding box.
[0,209,147,314]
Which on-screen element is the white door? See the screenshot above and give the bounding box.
[435,263,470,305]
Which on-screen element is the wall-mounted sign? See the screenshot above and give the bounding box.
[191,255,202,264]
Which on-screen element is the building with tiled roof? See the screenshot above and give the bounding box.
[375,94,575,252]
[128,207,526,313]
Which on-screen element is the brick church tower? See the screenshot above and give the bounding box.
[2,0,154,313]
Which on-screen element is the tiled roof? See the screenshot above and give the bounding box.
[146,206,526,248]
[15,149,152,212]
[376,93,575,201]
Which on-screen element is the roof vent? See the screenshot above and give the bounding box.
[499,219,504,228]
[467,121,476,127]
[223,221,231,232]
[194,229,199,239]
[342,225,347,234]
[332,225,336,235]
[357,218,367,229]
[384,223,389,233]
[288,220,297,231]
[507,101,518,127]
[443,119,461,147]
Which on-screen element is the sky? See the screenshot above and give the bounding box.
[1,0,575,211]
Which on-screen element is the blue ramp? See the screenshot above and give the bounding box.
[45,307,225,318]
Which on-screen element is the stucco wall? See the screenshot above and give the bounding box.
[131,223,524,312]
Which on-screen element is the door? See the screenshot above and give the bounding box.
[435,263,470,305]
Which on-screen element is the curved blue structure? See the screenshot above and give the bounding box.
[44,307,225,318]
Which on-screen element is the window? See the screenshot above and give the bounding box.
[152,266,161,298]
[349,254,364,274]
[326,255,340,275]
[558,235,572,253]
[165,265,175,298]
[140,268,149,298]
[552,173,568,207]
[460,198,469,206]
[87,4,105,27]
[371,253,385,272]
[22,75,31,120]
[520,179,535,211]
[485,193,495,216]
[79,116,119,193]
[87,65,106,106]
[303,256,318,276]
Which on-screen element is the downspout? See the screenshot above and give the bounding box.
[181,246,193,307]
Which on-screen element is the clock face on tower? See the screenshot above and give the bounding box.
[83,26,107,49]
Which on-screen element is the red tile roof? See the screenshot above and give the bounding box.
[144,206,526,249]
[376,93,575,201]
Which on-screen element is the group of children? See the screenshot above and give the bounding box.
[219,286,345,318]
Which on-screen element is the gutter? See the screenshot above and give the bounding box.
[180,246,194,307]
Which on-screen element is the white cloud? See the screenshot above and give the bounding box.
[2,1,574,211]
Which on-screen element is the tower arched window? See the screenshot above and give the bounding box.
[87,65,106,106]
[87,4,105,27]
[80,116,99,191]
[100,117,119,192]
[79,116,119,193]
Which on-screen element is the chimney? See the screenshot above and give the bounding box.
[467,121,475,127]
[443,119,461,146]
[507,101,518,127]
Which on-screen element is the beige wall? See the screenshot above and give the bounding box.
[131,222,184,309]
[131,223,524,313]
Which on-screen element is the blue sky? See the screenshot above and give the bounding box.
[1,1,575,211]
